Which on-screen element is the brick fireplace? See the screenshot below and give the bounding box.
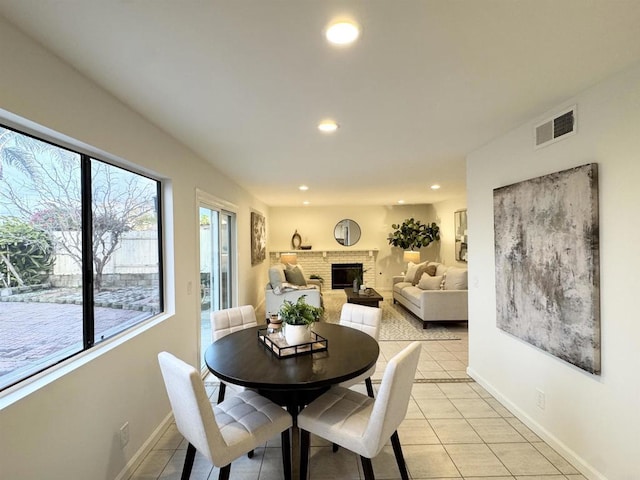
[269,250,377,289]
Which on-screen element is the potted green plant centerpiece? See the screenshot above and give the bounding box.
[279,295,323,345]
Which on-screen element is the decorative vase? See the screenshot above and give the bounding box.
[284,323,311,345]
[353,278,359,292]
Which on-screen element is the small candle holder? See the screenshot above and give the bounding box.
[267,314,283,337]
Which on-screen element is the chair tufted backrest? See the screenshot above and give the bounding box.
[363,341,421,455]
[157,352,224,464]
[211,305,258,342]
[339,303,382,341]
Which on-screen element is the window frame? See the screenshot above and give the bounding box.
[0,119,165,392]
[195,189,239,375]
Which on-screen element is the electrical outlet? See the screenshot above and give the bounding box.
[535,389,546,410]
[120,422,130,448]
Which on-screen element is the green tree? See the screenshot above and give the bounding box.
[0,130,157,291]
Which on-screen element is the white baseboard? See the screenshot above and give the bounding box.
[114,412,174,480]
[467,367,606,480]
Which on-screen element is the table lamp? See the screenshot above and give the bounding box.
[280,252,297,265]
[403,250,420,265]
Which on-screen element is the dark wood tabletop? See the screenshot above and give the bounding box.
[204,322,379,395]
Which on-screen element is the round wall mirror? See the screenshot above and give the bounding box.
[334,219,361,246]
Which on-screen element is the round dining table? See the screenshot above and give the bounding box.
[204,322,380,480]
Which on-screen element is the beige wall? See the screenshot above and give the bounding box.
[0,17,268,480]
[467,61,640,479]
[268,204,451,290]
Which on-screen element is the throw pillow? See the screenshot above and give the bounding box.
[284,265,307,286]
[443,267,468,290]
[404,261,425,283]
[288,262,306,279]
[268,265,286,290]
[435,263,448,277]
[418,274,443,290]
[412,262,432,285]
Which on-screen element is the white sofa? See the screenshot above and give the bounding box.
[392,261,468,328]
[265,264,322,317]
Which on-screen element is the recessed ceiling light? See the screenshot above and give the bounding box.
[299,185,309,191]
[303,201,310,205]
[431,184,441,190]
[318,120,339,133]
[325,21,360,46]
[398,200,405,204]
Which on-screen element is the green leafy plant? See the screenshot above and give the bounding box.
[278,295,323,326]
[353,268,369,287]
[0,217,55,288]
[387,217,440,250]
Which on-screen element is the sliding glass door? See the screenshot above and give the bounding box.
[199,205,235,370]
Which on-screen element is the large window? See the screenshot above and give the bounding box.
[0,124,163,391]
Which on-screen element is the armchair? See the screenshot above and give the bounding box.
[265,264,322,317]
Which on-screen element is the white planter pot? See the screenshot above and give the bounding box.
[284,323,311,345]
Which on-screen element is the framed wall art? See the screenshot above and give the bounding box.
[493,163,600,374]
[454,209,468,262]
[250,211,266,265]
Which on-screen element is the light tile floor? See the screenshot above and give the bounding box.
[130,334,585,480]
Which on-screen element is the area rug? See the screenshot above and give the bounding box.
[321,290,461,341]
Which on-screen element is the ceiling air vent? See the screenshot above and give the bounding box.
[534,106,576,149]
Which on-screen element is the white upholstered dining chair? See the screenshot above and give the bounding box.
[338,302,382,397]
[298,342,421,480]
[158,352,292,480]
[211,305,258,403]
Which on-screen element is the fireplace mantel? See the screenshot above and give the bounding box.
[268,250,378,289]
[271,249,379,255]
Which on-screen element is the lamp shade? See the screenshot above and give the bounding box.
[280,252,297,265]
[403,251,420,264]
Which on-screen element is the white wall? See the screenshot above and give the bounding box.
[269,204,443,290]
[467,62,640,479]
[0,17,269,480]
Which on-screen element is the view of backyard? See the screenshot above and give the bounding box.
[0,125,162,390]
[0,291,154,377]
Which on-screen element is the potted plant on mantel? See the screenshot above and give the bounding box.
[279,295,324,345]
[387,217,440,255]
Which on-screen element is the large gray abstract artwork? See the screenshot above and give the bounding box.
[493,164,600,374]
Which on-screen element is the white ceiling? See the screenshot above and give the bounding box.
[2,1,640,206]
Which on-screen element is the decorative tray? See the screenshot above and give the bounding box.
[257,328,328,358]
[358,288,376,296]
